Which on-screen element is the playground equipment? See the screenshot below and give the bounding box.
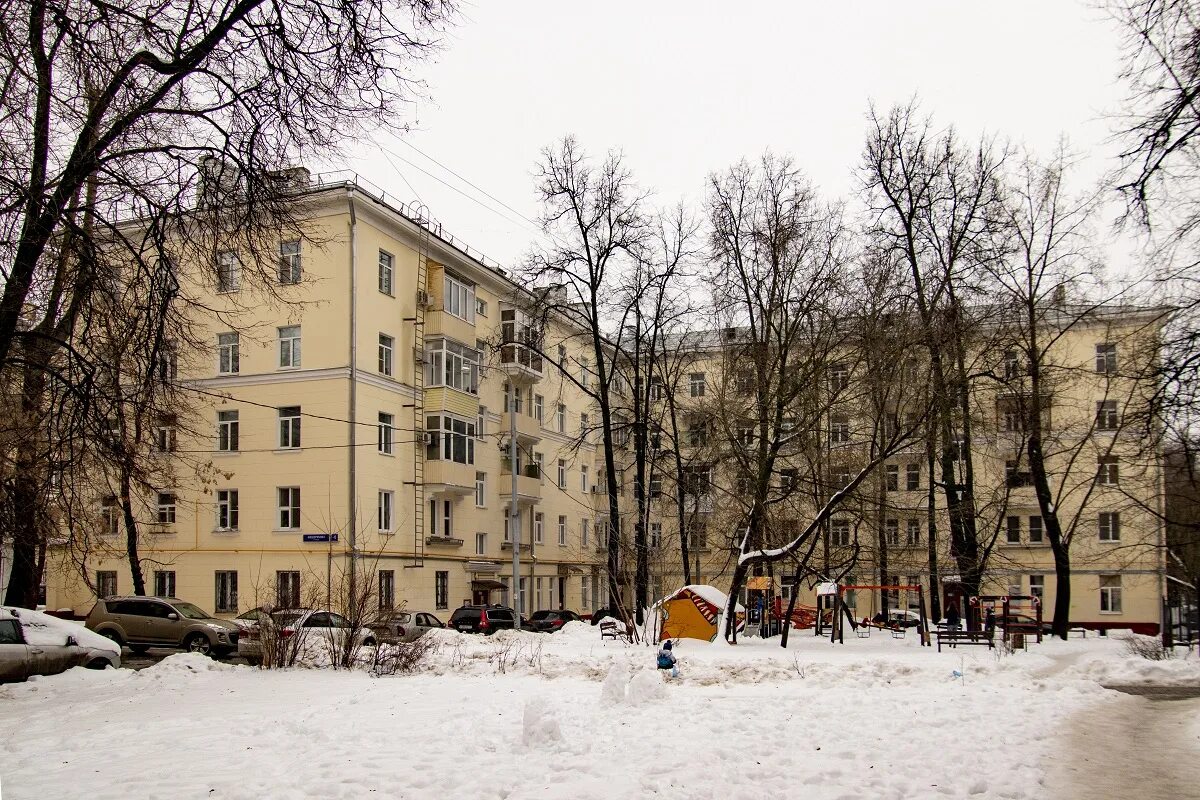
[816,582,931,646]
[971,594,1044,645]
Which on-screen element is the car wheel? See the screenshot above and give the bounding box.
[85,658,110,670]
[129,644,150,655]
[362,637,376,647]
[183,633,213,656]
[100,630,124,647]
[244,656,261,666]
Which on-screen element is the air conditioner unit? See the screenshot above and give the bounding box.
[421,431,433,446]
[416,289,431,309]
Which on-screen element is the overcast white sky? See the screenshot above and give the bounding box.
[337,1,1128,269]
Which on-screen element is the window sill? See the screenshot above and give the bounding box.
[276,366,301,372]
[1098,539,1121,545]
[216,371,240,378]
[379,450,395,457]
[274,448,302,454]
[1099,610,1123,615]
[213,528,239,535]
[273,528,302,534]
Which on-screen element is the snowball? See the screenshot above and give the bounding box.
[521,697,563,747]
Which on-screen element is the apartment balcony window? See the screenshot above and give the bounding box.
[426,414,476,464]
[500,309,543,373]
[425,338,479,394]
[444,274,476,323]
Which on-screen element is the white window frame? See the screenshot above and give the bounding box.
[1095,343,1117,374]
[378,250,394,295]
[581,518,590,549]
[1096,400,1119,431]
[154,570,176,598]
[278,325,301,369]
[378,333,394,377]
[475,531,487,556]
[101,498,121,535]
[830,416,851,445]
[217,251,241,292]
[906,519,921,546]
[1029,574,1044,602]
[217,410,239,452]
[378,490,394,532]
[277,487,301,530]
[557,515,567,546]
[556,403,566,432]
[215,570,238,613]
[650,521,662,548]
[217,332,239,375]
[443,274,477,323]
[689,372,706,398]
[279,406,301,449]
[831,519,850,547]
[885,518,899,547]
[557,459,566,488]
[1006,515,1022,544]
[580,465,589,494]
[425,414,476,465]
[534,394,544,424]
[1099,575,1122,613]
[475,471,486,508]
[378,412,394,455]
[425,338,480,395]
[1098,457,1120,486]
[534,512,544,544]
[279,239,302,285]
[1028,515,1044,543]
[156,492,176,524]
[1099,511,1121,542]
[216,489,239,531]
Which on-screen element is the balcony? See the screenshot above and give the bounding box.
[501,540,532,552]
[425,535,464,548]
[501,412,542,443]
[423,460,476,496]
[499,461,542,503]
[424,306,477,347]
[498,341,543,382]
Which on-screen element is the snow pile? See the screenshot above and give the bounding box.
[138,652,238,677]
[1061,648,1200,685]
[600,664,629,705]
[521,696,563,747]
[2,606,118,654]
[626,668,666,705]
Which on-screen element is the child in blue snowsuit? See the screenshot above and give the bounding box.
[657,639,679,678]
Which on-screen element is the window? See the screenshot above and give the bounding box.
[553,403,566,433]
[1006,460,1033,488]
[905,463,920,491]
[829,466,852,488]
[443,274,477,322]
[650,521,662,548]
[1002,401,1023,433]
[217,332,240,375]
[689,372,706,398]
[779,468,797,492]
[276,571,301,608]
[1003,349,1021,381]
[580,357,590,389]
[503,382,522,413]
[1096,400,1119,431]
[580,412,589,436]
[906,519,921,546]
[277,487,301,529]
[378,571,395,611]
[279,406,301,449]
[378,334,394,377]
[687,519,708,550]
[885,464,899,492]
[217,410,239,452]
[475,472,486,507]
[279,240,302,284]
[370,251,395,299]
[1097,456,1120,486]
[476,297,488,317]
[1095,343,1117,374]
[1099,512,1121,542]
[1028,515,1044,543]
[153,419,176,453]
[378,412,394,455]
[831,519,850,547]
[154,570,176,598]
[829,363,849,392]
[425,414,476,464]
[156,345,178,383]
[425,338,480,394]
[429,498,453,539]
[278,325,301,368]
[581,518,590,549]
[581,465,589,494]
[581,575,592,608]
[435,571,449,610]
[378,490,394,531]
[550,514,564,546]
[1099,575,1122,613]
[736,423,754,446]
[477,406,487,440]
[534,394,544,424]
[156,492,176,524]
[216,489,239,531]
[217,251,240,292]
[534,512,544,544]
[475,532,487,556]
[950,435,968,462]
[885,519,899,546]
[650,476,663,498]
[1029,575,1044,602]
[682,466,712,496]
[1006,515,1022,544]
[650,377,663,401]
[101,497,120,535]
[830,415,850,445]
[97,570,117,598]
[215,571,238,613]
[557,459,566,488]
[688,421,708,448]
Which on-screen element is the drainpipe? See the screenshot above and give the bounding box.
[511,389,520,615]
[347,190,359,613]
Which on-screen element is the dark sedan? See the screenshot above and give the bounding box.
[525,609,582,633]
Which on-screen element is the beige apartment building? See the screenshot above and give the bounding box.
[642,305,1168,634]
[47,174,611,619]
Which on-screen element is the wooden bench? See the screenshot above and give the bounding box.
[599,619,629,642]
[936,629,994,652]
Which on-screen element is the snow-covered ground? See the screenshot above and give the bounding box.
[2,625,1198,799]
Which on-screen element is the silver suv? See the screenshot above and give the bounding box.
[85,596,240,656]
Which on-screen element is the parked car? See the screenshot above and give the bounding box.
[368,611,444,643]
[589,608,619,626]
[237,609,377,665]
[231,607,270,632]
[448,604,518,635]
[885,609,925,629]
[2,606,120,682]
[526,609,582,633]
[85,596,240,657]
[999,613,1052,635]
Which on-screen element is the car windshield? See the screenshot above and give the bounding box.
[170,602,212,620]
[272,612,306,627]
[530,611,553,621]
[236,609,263,620]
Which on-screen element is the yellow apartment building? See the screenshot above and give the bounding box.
[47,173,611,620]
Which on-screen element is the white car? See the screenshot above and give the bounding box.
[237,609,377,665]
[1,607,120,682]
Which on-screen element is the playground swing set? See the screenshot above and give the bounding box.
[813,581,932,646]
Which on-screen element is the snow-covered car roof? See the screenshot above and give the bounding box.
[1,606,119,654]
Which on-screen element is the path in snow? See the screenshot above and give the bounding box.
[1044,692,1200,799]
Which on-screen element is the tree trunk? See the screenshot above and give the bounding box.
[724,559,749,643]
[925,432,942,622]
[119,465,146,596]
[663,383,691,584]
